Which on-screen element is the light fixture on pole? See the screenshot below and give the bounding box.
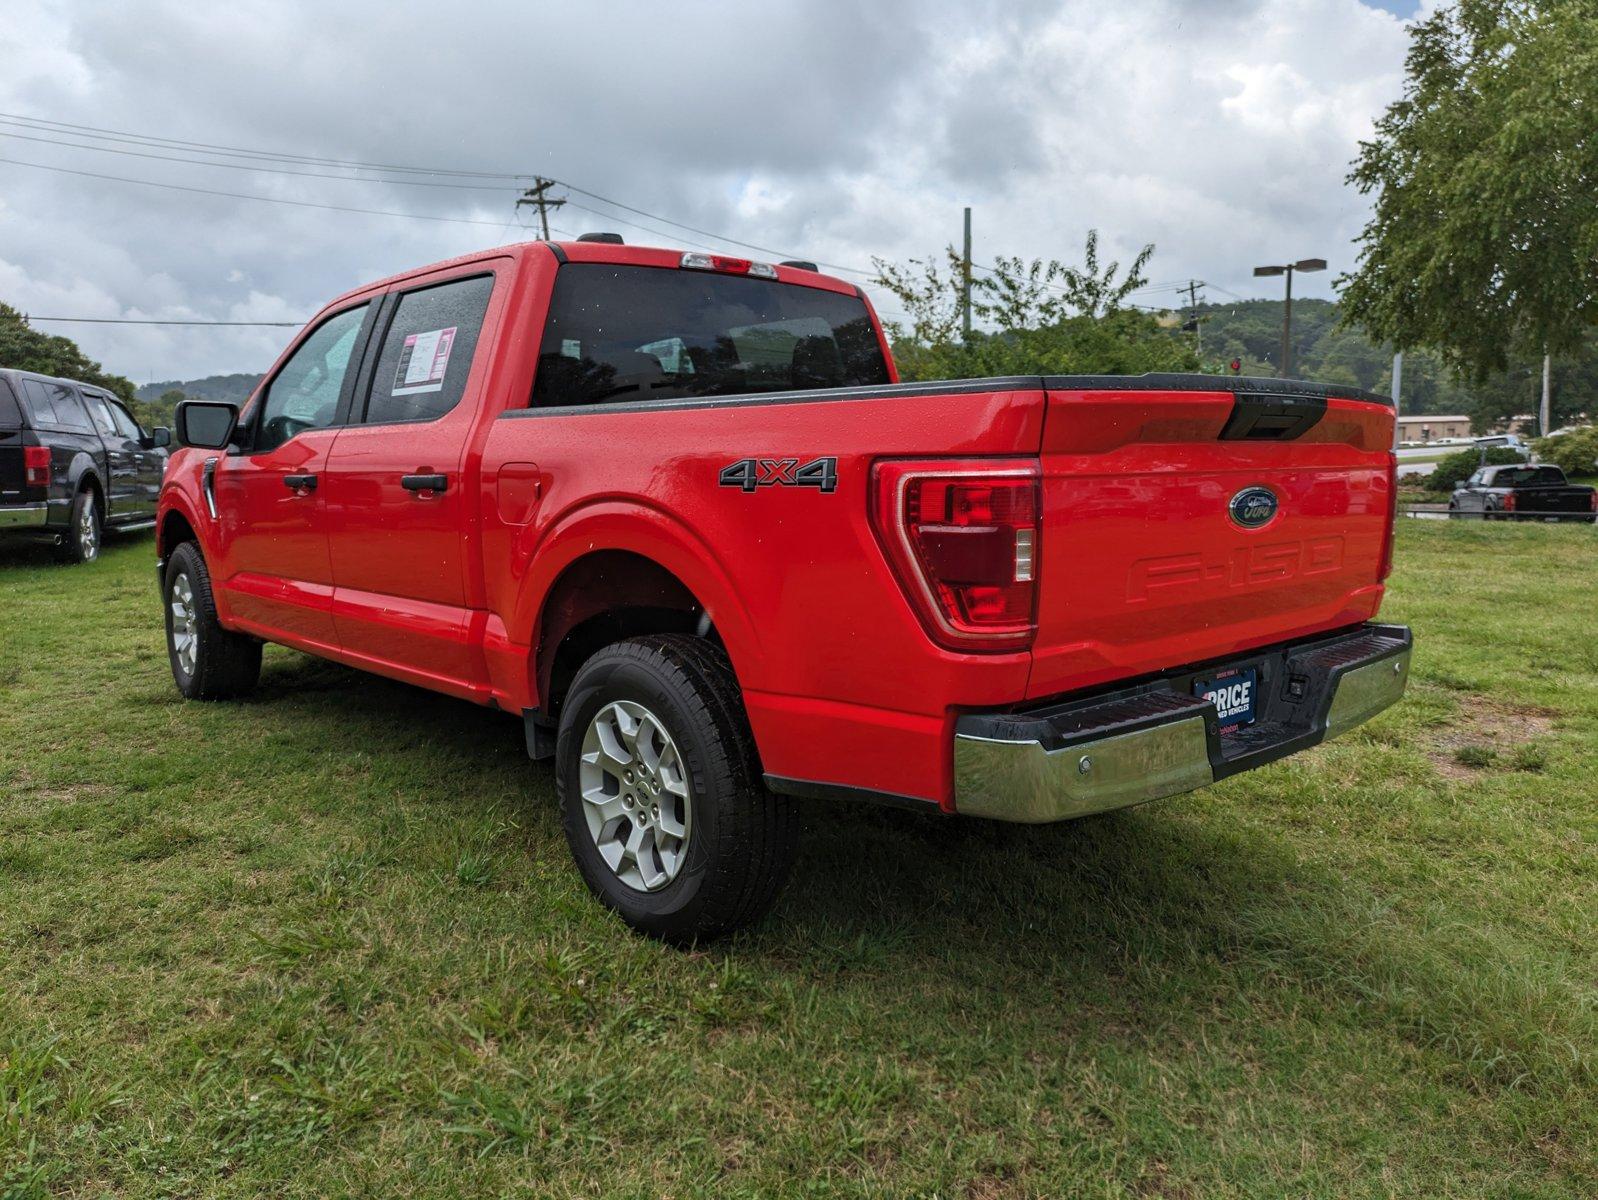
[1253,258,1326,378]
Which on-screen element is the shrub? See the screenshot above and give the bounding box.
[1426,446,1526,493]
[1532,426,1598,478]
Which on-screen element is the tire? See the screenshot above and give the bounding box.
[163,541,262,700]
[555,634,797,943]
[57,487,102,564]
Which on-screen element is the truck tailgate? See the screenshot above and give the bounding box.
[1027,385,1394,699]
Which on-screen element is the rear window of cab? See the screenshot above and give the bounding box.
[530,264,889,408]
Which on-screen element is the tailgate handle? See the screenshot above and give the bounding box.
[1219,393,1325,441]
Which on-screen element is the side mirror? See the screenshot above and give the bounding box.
[174,401,238,450]
[145,427,172,449]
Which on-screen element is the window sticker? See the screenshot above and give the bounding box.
[392,326,457,395]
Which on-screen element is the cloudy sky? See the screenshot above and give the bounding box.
[1,0,1426,384]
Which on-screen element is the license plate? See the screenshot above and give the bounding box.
[1195,668,1258,731]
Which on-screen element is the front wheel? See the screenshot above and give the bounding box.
[556,635,797,943]
[164,541,262,700]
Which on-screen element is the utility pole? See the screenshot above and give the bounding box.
[516,177,566,240]
[1390,350,1404,450]
[1183,280,1204,356]
[1253,257,1326,378]
[1540,352,1552,435]
[961,206,973,341]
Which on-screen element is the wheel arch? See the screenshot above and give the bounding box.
[531,547,731,723]
[510,501,761,717]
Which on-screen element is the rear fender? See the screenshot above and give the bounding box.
[502,499,761,710]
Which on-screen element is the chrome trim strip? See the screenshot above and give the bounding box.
[0,503,48,529]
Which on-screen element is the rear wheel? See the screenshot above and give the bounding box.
[57,488,101,563]
[556,635,797,943]
[164,541,262,700]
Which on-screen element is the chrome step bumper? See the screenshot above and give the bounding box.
[0,503,49,529]
[953,623,1412,823]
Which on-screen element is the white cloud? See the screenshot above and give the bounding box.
[0,0,1412,380]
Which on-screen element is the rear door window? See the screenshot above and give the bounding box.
[0,380,21,428]
[530,264,889,408]
[21,379,94,432]
[361,275,495,425]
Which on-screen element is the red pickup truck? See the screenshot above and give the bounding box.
[157,237,1410,941]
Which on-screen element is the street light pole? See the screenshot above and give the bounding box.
[1253,257,1326,379]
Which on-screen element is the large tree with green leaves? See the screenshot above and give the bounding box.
[0,302,137,402]
[1339,0,1598,380]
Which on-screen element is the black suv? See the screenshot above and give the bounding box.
[0,368,170,562]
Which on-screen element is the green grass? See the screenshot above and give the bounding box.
[1,522,1594,1197]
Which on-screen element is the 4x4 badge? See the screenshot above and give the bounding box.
[719,456,838,493]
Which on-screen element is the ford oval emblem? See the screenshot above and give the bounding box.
[1229,485,1278,528]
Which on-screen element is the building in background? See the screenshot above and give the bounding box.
[1397,414,1472,443]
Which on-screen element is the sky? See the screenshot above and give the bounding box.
[0,0,1430,384]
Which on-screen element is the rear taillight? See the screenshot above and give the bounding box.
[1379,451,1397,581]
[680,251,778,280]
[1590,493,1597,513]
[1501,492,1517,512]
[23,445,50,487]
[872,459,1040,651]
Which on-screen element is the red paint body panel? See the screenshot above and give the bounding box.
[158,240,1398,813]
[1027,389,1394,698]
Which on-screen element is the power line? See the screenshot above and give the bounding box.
[0,112,529,180]
[0,155,574,233]
[0,127,522,192]
[0,112,881,276]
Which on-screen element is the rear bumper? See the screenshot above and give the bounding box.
[953,622,1411,823]
[0,503,50,531]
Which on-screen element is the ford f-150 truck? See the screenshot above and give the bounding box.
[1449,463,1597,522]
[156,237,1410,941]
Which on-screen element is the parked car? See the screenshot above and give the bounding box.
[1449,463,1597,522]
[0,369,169,562]
[155,238,1411,941]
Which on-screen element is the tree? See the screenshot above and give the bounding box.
[0,302,137,402]
[1533,426,1598,477]
[872,230,1190,382]
[1339,0,1598,380]
[132,389,186,431]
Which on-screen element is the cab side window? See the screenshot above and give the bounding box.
[256,305,369,452]
[362,275,494,425]
[109,402,145,441]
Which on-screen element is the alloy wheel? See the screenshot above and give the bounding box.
[578,700,693,892]
[79,495,99,561]
[170,573,199,676]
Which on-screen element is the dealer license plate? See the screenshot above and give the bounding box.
[1194,668,1258,731]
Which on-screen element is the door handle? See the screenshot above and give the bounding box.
[401,473,448,494]
[283,473,318,493]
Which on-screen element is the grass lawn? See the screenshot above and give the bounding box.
[1,521,1594,1197]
